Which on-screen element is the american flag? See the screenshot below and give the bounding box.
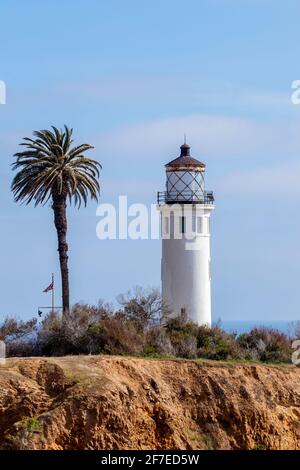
[43,279,54,293]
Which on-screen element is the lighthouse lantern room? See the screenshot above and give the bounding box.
[157,142,214,326]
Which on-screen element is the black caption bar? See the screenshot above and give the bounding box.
[1,450,299,468]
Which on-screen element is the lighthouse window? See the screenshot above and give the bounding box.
[180,216,185,234]
[207,218,211,234]
[164,217,169,235]
[196,216,203,234]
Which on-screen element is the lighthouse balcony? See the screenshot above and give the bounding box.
[157,190,214,205]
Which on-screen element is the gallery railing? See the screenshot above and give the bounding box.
[157,190,214,205]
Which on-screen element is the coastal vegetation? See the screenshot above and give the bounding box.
[0,287,296,364]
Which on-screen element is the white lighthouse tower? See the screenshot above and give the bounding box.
[158,142,214,326]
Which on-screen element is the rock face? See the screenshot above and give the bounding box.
[0,356,300,450]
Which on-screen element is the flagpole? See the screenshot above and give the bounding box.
[52,273,55,313]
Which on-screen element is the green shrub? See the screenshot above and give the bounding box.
[238,327,292,363]
[145,327,175,356]
[197,326,242,360]
[164,315,198,358]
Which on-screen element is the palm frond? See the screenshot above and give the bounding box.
[11,125,101,207]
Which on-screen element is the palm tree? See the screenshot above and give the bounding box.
[11,125,101,314]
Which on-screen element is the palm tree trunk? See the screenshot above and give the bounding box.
[52,194,70,314]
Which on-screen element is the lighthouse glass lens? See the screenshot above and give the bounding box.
[166,170,204,201]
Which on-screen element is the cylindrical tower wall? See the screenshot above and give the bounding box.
[160,205,213,326]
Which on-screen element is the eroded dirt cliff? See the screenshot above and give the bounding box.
[0,356,299,450]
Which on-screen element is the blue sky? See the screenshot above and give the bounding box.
[0,0,300,322]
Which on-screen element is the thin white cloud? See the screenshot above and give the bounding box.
[59,76,291,110]
[219,161,300,197]
[97,114,300,161]
[97,113,300,201]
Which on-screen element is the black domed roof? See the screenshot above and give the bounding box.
[165,143,206,171]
